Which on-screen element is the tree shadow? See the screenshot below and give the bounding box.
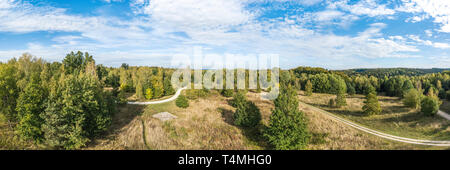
[323,108,365,117]
[218,107,271,150]
[87,104,146,146]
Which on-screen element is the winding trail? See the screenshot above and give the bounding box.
[437,110,450,121]
[127,88,450,146]
[299,102,450,146]
[127,87,187,105]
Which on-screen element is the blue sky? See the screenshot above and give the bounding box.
[0,0,449,69]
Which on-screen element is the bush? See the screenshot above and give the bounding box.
[420,96,440,116]
[403,89,421,109]
[233,98,261,127]
[145,88,153,100]
[221,89,234,97]
[335,93,347,107]
[328,98,336,107]
[363,92,381,116]
[305,80,313,96]
[264,86,310,150]
[175,95,189,108]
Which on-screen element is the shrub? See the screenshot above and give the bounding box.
[175,95,189,108]
[145,88,153,100]
[447,90,450,101]
[233,97,261,127]
[305,80,313,96]
[328,98,336,108]
[363,92,381,116]
[335,93,347,107]
[403,89,421,109]
[221,89,234,97]
[420,96,440,116]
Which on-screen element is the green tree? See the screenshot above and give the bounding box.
[175,95,189,108]
[145,88,153,100]
[0,63,18,122]
[15,78,46,142]
[232,91,261,127]
[305,80,313,96]
[264,86,310,150]
[420,96,440,116]
[335,93,347,107]
[362,92,381,116]
[403,89,421,109]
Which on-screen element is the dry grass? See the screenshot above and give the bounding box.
[87,90,449,150]
[298,91,450,144]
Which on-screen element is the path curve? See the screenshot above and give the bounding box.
[437,110,450,121]
[299,102,450,146]
[127,87,187,105]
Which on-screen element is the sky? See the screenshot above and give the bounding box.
[0,0,449,69]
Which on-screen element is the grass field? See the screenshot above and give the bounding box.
[87,90,440,150]
[297,91,450,144]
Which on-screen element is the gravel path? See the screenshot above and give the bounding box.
[127,87,187,105]
[300,102,450,146]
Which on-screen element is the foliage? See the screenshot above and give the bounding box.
[232,91,261,127]
[363,92,382,116]
[15,78,46,142]
[264,86,310,150]
[420,96,440,116]
[175,95,189,108]
[305,80,313,96]
[403,89,421,109]
[0,63,19,122]
[145,88,153,100]
[221,89,234,97]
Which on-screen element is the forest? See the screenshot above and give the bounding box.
[1,52,449,149]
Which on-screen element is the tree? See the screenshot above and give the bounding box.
[15,77,46,142]
[305,80,313,96]
[0,63,18,122]
[347,83,356,95]
[232,91,261,127]
[403,89,421,109]
[335,93,347,107]
[41,74,114,149]
[362,92,381,116]
[421,96,440,116]
[175,95,189,108]
[446,90,450,101]
[145,88,153,100]
[264,86,310,150]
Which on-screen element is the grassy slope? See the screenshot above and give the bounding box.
[298,91,450,144]
[88,90,447,150]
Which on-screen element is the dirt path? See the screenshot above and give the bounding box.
[437,110,450,121]
[300,102,450,146]
[127,87,187,105]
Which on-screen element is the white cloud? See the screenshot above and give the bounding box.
[398,0,450,32]
[328,0,395,17]
[407,34,450,49]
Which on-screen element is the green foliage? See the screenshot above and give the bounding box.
[420,96,440,116]
[264,86,310,150]
[305,80,313,96]
[0,63,18,121]
[232,91,261,127]
[347,83,356,95]
[117,89,128,105]
[145,88,153,100]
[328,98,336,108]
[221,89,234,97]
[335,93,347,107]
[41,74,114,149]
[62,51,94,75]
[15,79,46,142]
[175,95,189,108]
[403,89,421,109]
[363,92,382,116]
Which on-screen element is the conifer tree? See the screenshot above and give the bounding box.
[264,86,310,150]
[363,92,382,116]
[305,80,313,96]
